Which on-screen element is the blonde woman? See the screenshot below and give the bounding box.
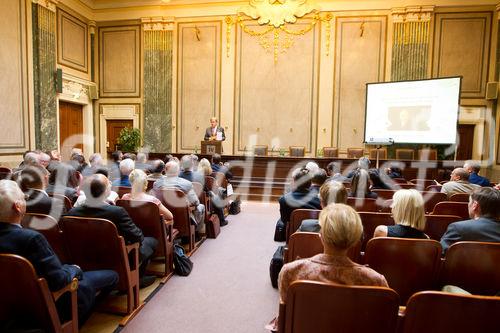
[198,158,213,176]
[279,203,388,302]
[373,189,428,239]
[122,169,173,220]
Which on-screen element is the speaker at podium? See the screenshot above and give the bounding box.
[201,141,222,155]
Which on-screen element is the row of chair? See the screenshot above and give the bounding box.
[249,147,438,159]
[285,235,500,304]
[278,281,499,333]
[285,204,466,244]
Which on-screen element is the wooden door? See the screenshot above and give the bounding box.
[106,120,133,155]
[59,101,83,160]
[456,124,475,160]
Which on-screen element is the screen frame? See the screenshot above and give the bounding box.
[363,76,462,145]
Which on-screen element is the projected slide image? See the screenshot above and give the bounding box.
[386,106,431,131]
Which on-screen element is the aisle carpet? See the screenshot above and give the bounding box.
[121,201,280,333]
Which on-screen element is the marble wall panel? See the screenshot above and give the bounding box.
[57,9,88,72]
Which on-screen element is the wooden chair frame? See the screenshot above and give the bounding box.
[278,281,399,333]
[364,237,442,304]
[59,216,143,325]
[0,254,79,333]
[116,200,175,282]
[155,188,196,252]
[286,209,321,243]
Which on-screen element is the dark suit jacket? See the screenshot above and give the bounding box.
[46,184,79,204]
[211,164,233,181]
[279,189,321,224]
[440,217,500,253]
[26,190,66,217]
[66,204,144,245]
[204,126,225,141]
[179,170,205,185]
[0,223,80,291]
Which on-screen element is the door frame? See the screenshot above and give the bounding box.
[99,104,140,159]
[57,74,95,158]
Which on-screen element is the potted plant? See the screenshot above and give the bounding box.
[117,127,141,152]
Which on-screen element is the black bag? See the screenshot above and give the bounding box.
[173,244,193,276]
[229,198,241,215]
[274,219,286,242]
[269,245,285,288]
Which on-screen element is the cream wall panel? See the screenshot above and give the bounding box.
[99,25,141,97]
[58,9,88,73]
[235,21,319,153]
[334,16,387,152]
[177,21,221,151]
[433,12,492,98]
[0,0,29,153]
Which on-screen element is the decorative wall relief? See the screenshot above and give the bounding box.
[226,0,331,63]
[142,18,174,153]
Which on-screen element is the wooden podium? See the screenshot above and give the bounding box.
[201,140,222,155]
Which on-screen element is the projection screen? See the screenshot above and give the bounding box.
[364,77,461,144]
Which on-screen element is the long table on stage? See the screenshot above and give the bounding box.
[149,153,462,201]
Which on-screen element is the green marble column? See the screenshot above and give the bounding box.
[143,29,173,152]
[391,20,430,81]
[32,3,57,150]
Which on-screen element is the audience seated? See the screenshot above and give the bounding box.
[179,154,205,184]
[47,149,62,173]
[0,179,118,325]
[299,181,347,232]
[38,152,51,170]
[122,169,173,220]
[440,187,500,254]
[348,169,377,199]
[369,168,391,190]
[198,158,213,178]
[385,163,403,179]
[463,160,491,187]
[211,153,233,180]
[326,161,349,183]
[135,152,150,172]
[82,153,105,177]
[18,165,66,218]
[346,157,371,179]
[304,161,320,174]
[112,158,134,187]
[310,168,327,194]
[153,160,205,232]
[373,189,428,239]
[278,168,321,230]
[69,153,88,174]
[148,159,165,181]
[441,168,480,199]
[66,174,158,288]
[109,150,123,182]
[269,204,388,330]
[46,163,80,204]
[74,168,118,206]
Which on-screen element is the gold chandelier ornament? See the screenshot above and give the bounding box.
[226,0,332,63]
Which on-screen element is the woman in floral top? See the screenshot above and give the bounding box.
[278,203,388,303]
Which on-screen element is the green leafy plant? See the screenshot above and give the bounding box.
[117,127,141,152]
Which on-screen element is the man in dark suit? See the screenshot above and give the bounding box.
[179,154,205,185]
[204,117,225,141]
[0,179,118,325]
[18,165,66,218]
[440,187,500,254]
[278,168,321,229]
[66,174,158,287]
